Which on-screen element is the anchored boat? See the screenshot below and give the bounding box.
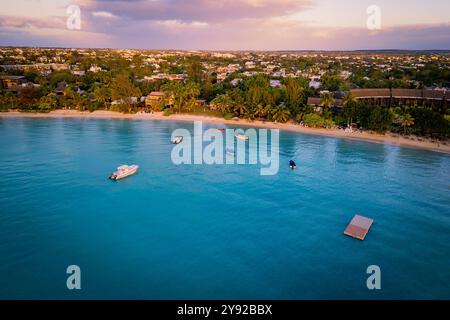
[172,136,183,144]
[235,133,249,141]
[109,165,139,181]
[226,148,235,156]
[289,160,297,169]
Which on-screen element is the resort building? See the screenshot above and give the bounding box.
[145,91,165,110]
[351,88,448,107]
[308,88,448,108]
[0,76,25,90]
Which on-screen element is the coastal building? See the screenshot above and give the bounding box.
[230,78,243,86]
[245,61,256,69]
[309,77,321,90]
[0,76,25,90]
[89,65,103,73]
[145,91,165,110]
[270,80,282,88]
[340,70,352,80]
[71,70,86,76]
[0,64,69,74]
[308,88,449,108]
[144,74,187,82]
[351,88,448,107]
[55,83,67,96]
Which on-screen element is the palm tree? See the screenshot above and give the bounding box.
[233,103,247,118]
[320,91,334,120]
[342,91,357,126]
[272,104,291,123]
[320,91,335,108]
[171,82,200,113]
[401,114,415,135]
[210,94,233,114]
[94,86,111,109]
[254,104,269,120]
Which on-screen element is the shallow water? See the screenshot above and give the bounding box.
[0,117,449,299]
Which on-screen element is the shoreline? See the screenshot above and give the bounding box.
[1,110,449,154]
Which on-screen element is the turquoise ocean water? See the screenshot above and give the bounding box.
[0,117,449,299]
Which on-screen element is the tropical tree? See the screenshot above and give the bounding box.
[94,86,111,109]
[161,81,200,113]
[320,91,335,119]
[210,94,234,114]
[302,113,334,128]
[38,94,58,112]
[187,61,204,84]
[342,91,358,126]
[233,102,247,118]
[0,92,19,110]
[321,73,343,91]
[401,113,415,135]
[284,77,304,116]
[271,104,291,123]
[320,91,335,108]
[182,81,200,112]
[244,75,273,108]
[110,73,142,112]
[161,81,181,110]
[254,104,270,120]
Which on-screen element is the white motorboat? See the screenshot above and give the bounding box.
[235,133,249,141]
[172,136,183,144]
[109,165,139,181]
[226,148,235,156]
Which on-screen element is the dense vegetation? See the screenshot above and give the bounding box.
[1,51,449,138]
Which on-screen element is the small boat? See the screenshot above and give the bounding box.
[226,148,235,156]
[109,165,139,181]
[172,136,183,144]
[289,160,297,169]
[216,128,226,132]
[235,133,249,141]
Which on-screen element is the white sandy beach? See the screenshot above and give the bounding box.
[1,110,449,154]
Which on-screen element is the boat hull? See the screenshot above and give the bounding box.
[109,165,139,180]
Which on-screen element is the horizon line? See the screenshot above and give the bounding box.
[1,46,450,53]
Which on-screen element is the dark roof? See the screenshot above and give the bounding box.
[423,89,445,100]
[55,82,67,92]
[391,89,422,98]
[351,89,391,98]
[307,97,321,105]
[0,75,25,80]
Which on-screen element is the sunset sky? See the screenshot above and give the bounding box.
[0,0,449,50]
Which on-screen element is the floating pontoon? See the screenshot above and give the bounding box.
[344,215,374,241]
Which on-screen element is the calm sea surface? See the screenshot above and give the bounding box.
[0,117,449,299]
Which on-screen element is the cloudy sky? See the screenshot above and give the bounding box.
[0,0,449,50]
